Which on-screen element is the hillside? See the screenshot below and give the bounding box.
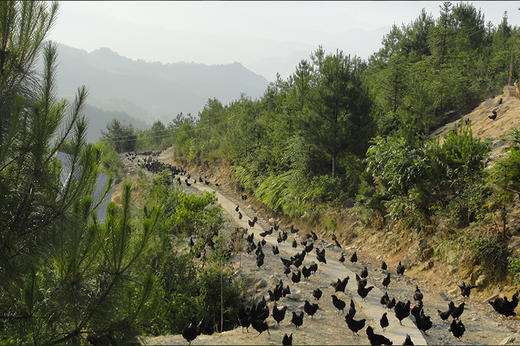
[82,104,149,143]
[51,43,269,123]
[432,89,520,160]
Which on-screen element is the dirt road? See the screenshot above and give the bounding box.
[137,152,520,345]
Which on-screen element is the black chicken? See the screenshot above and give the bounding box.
[380,312,389,330]
[251,318,269,335]
[332,276,349,293]
[489,293,518,317]
[291,269,301,283]
[438,301,455,321]
[360,266,369,278]
[248,219,255,228]
[313,288,323,300]
[415,309,432,334]
[451,302,465,320]
[304,242,314,253]
[346,299,356,319]
[282,333,293,346]
[291,311,304,328]
[256,255,264,268]
[235,205,239,212]
[396,261,405,275]
[302,266,312,279]
[292,239,297,248]
[283,266,291,276]
[357,283,374,300]
[394,300,410,325]
[386,297,396,309]
[413,286,423,301]
[182,320,199,344]
[402,334,414,345]
[382,273,391,289]
[281,257,292,267]
[345,314,366,335]
[272,303,287,325]
[449,319,465,339]
[331,294,346,313]
[272,246,279,255]
[381,261,388,270]
[366,326,393,345]
[380,292,390,306]
[238,212,242,220]
[304,300,319,318]
[350,252,358,263]
[458,282,477,298]
[489,110,498,120]
[339,253,345,262]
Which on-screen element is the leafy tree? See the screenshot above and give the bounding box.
[101,118,137,153]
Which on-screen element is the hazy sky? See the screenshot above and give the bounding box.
[49,1,520,81]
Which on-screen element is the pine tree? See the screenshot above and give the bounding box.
[0,2,158,343]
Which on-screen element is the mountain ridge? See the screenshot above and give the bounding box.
[51,42,269,124]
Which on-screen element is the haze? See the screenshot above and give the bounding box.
[50,1,520,81]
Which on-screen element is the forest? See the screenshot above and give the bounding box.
[1,0,520,344]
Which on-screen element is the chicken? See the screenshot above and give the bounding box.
[366,326,393,345]
[449,319,465,339]
[292,239,297,248]
[302,265,312,279]
[489,110,498,120]
[386,297,396,309]
[451,302,465,320]
[489,293,518,317]
[357,282,374,300]
[251,318,269,335]
[346,299,356,319]
[394,300,410,325]
[458,281,477,298]
[381,261,388,270]
[304,300,319,318]
[345,314,366,335]
[291,311,304,328]
[360,266,369,278]
[350,252,358,263]
[272,245,279,255]
[382,273,391,289]
[291,269,301,283]
[313,288,322,300]
[282,333,293,346]
[339,253,345,262]
[413,286,423,301]
[380,292,390,306]
[438,301,455,321]
[182,320,200,344]
[331,294,346,313]
[402,334,414,345]
[396,261,405,275]
[272,303,287,325]
[415,309,432,334]
[380,312,389,330]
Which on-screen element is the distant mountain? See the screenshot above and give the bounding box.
[52,42,269,123]
[81,104,149,143]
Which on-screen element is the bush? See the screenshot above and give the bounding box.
[507,255,520,284]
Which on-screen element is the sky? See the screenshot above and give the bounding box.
[49,1,520,81]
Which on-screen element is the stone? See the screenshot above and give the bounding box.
[475,274,487,287]
[504,85,517,97]
[439,292,449,301]
[256,279,267,289]
[500,336,516,345]
[286,293,302,301]
[448,288,458,296]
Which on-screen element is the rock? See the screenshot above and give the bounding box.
[286,293,302,301]
[268,218,275,225]
[403,257,412,269]
[500,336,516,345]
[439,292,449,301]
[256,279,267,289]
[475,274,487,287]
[504,85,517,97]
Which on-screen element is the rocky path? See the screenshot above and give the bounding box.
[134,152,520,345]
